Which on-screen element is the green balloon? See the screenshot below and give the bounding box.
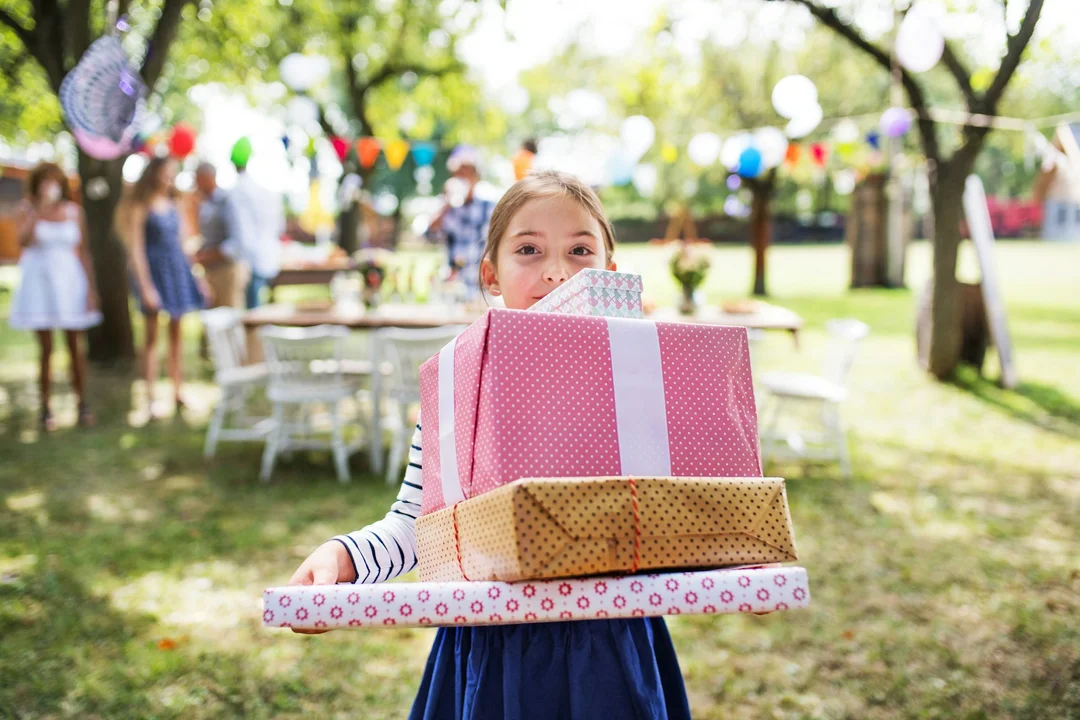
[230,137,253,167]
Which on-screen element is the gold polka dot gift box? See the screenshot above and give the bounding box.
[416,476,797,583]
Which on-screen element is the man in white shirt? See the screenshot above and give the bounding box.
[229,141,284,308]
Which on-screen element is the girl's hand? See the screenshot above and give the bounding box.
[87,289,100,313]
[287,541,357,635]
[142,285,162,313]
[195,274,213,304]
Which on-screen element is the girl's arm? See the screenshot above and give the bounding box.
[16,200,38,247]
[74,204,99,310]
[126,204,161,311]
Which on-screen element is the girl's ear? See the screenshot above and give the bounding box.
[480,257,501,295]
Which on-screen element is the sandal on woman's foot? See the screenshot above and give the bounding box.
[77,402,96,428]
[40,408,56,432]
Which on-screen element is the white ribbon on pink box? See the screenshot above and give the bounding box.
[263,566,810,630]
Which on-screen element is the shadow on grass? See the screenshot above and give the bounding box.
[951,366,1080,440]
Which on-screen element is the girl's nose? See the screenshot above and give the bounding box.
[543,261,569,285]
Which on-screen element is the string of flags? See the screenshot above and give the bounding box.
[297,134,443,171]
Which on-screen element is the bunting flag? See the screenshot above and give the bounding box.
[356,137,381,169]
[384,138,410,170]
[410,141,437,167]
[512,148,534,180]
[784,142,800,166]
[811,143,828,167]
[330,135,349,162]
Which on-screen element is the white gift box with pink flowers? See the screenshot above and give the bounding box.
[263,566,809,630]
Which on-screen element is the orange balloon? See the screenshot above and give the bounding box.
[356,137,381,169]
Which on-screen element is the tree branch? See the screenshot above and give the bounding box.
[0,7,35,51]
[366,59,463,90]
[67,0,93,71]
[940,42,976,108]
[33,0,67,89]
[981,0,1044,112]
[140,0,191,87]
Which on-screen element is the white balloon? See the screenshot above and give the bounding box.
[286,95,320,128]
[620,115,656,162]
[754,127,789,169]
[721,133,753,171]
[632,163,658,197]
[896,7,944,73]
[832,169,857,196]
[279,53,329,92]
[687,132,722,167]
[831,118,860,145]
[771,75,818,120]
[784,103,823,139]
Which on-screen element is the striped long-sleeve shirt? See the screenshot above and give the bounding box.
[332,422,423,583]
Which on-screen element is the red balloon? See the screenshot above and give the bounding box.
[168,123,197,159]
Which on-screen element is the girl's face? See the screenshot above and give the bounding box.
[156,160,177,191]
[481,195,615,310]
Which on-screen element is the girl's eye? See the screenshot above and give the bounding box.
[570,246,594,256]
[516,245,539,255]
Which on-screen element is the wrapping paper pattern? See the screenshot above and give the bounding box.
[531,269,644,318]
[416,477,798,583]
[419,310,760,514]
[263,566,809,630]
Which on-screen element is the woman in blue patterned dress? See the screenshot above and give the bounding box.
[120,156,206,418]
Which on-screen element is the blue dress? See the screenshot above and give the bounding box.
[409,618,692,720]
[137,206,204,316]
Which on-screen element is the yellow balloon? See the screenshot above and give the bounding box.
[384,139,410,170]
[661,142,678,164]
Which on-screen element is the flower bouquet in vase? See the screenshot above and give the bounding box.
[670,241,711,315]
[354,249,393,309]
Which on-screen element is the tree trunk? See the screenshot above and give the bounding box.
[77,151,135,364]
[847,173,888,288]
[924,160,968,379]
[748,178,773,297]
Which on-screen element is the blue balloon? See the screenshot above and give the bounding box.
[737,146,763,178]
[411,142,437,167]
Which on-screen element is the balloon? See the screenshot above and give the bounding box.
[687,132,722,167]
[605,149,635,186]
[726,174,741,191]
[512,148,534,180]
[896,6,944,73]
[620,115,655,162]
[784,143,800,166]
[811,143,828,167]
[230,137,253,167]
[167,123,196,159]
[831,118,860,145]
[771,75,818,119]
[384,138,410,170]
[832,169,857,196]
[286,96,319,128]
[737,146,763,178]
[785,103,823,139]
[661,142,678,164]
[330,135,349,163]
[631,163,658,197]
[279,53,330,92]
[721,133,752,171]
[411,142,437,168]
[356,137,381,169]
[754,127,789,170]
[880,106,913,138]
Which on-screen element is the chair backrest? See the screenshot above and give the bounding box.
[822,319,870,388]
[258,324,351,391]
[201,307,248,373]
[375,326,469,400]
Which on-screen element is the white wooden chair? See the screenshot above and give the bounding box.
[373,325,468,485]
[758,319,869,479]
[201,307,272,459]
[257,324,365,483]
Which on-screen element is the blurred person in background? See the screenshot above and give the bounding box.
[116,155,207,419]
[426,145,495,299]
[229,139,283,309]
[194,162,249,309]
[9,162,101,431]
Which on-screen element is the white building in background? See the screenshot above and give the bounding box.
[1036,123,1080,242]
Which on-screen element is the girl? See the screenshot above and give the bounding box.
[288,171,692,719]
[119,156,206,418]
[9,163,101,431]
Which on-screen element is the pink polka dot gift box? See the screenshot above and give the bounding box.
[530,268,644,319]
[418,309,761,515]
[262,566,810,630]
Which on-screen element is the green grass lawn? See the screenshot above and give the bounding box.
[1,241,1078,719]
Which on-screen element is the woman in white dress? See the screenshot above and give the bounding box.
[9,163,101,430]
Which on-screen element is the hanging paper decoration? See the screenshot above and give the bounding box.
[620,115,656,162]
[167,123,197,159]
[721,133,753,171]
[784,143,800,166]
[811,143,828,167]
[356,137,381,169]
[384,139,410,170]
[330,135,349,163]
[737,146,763,178]
[512,148,535,180]
[281,135,290,151]
[896,4,944,73]
[771,75,818,120]
[631,163,658,197]
[305,137,316,159]
[687,132,722,167]
[59,36,147,160]
[279,53,331,93]
[230,137,253,167]
[866,131,881,151]
[411,141,437,168]
[661,142,678,164]
[605,149,635,186]
[880,106,913,138]
[754,127,788,170]
[785,103,823,140]
[726,174,741,191]
[131,132,147,153]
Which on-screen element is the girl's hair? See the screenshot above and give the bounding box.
[26,162,72,202]
[480,170,616,287]
[131,155,176,206]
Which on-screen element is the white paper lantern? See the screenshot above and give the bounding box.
[754,127,789,170]
[832,169,857,196]
[286,95,320,128]
[632,163,658,197]
[620,115,656,162]
[771,75,818,120]
[279,53,330,92]
[784,103,823,139]
[831,118,860,145]
[896,6,944,73]
[721,132,753,171]
[687,132,723,167]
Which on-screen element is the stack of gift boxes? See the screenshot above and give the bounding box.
[265,270,810,630]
